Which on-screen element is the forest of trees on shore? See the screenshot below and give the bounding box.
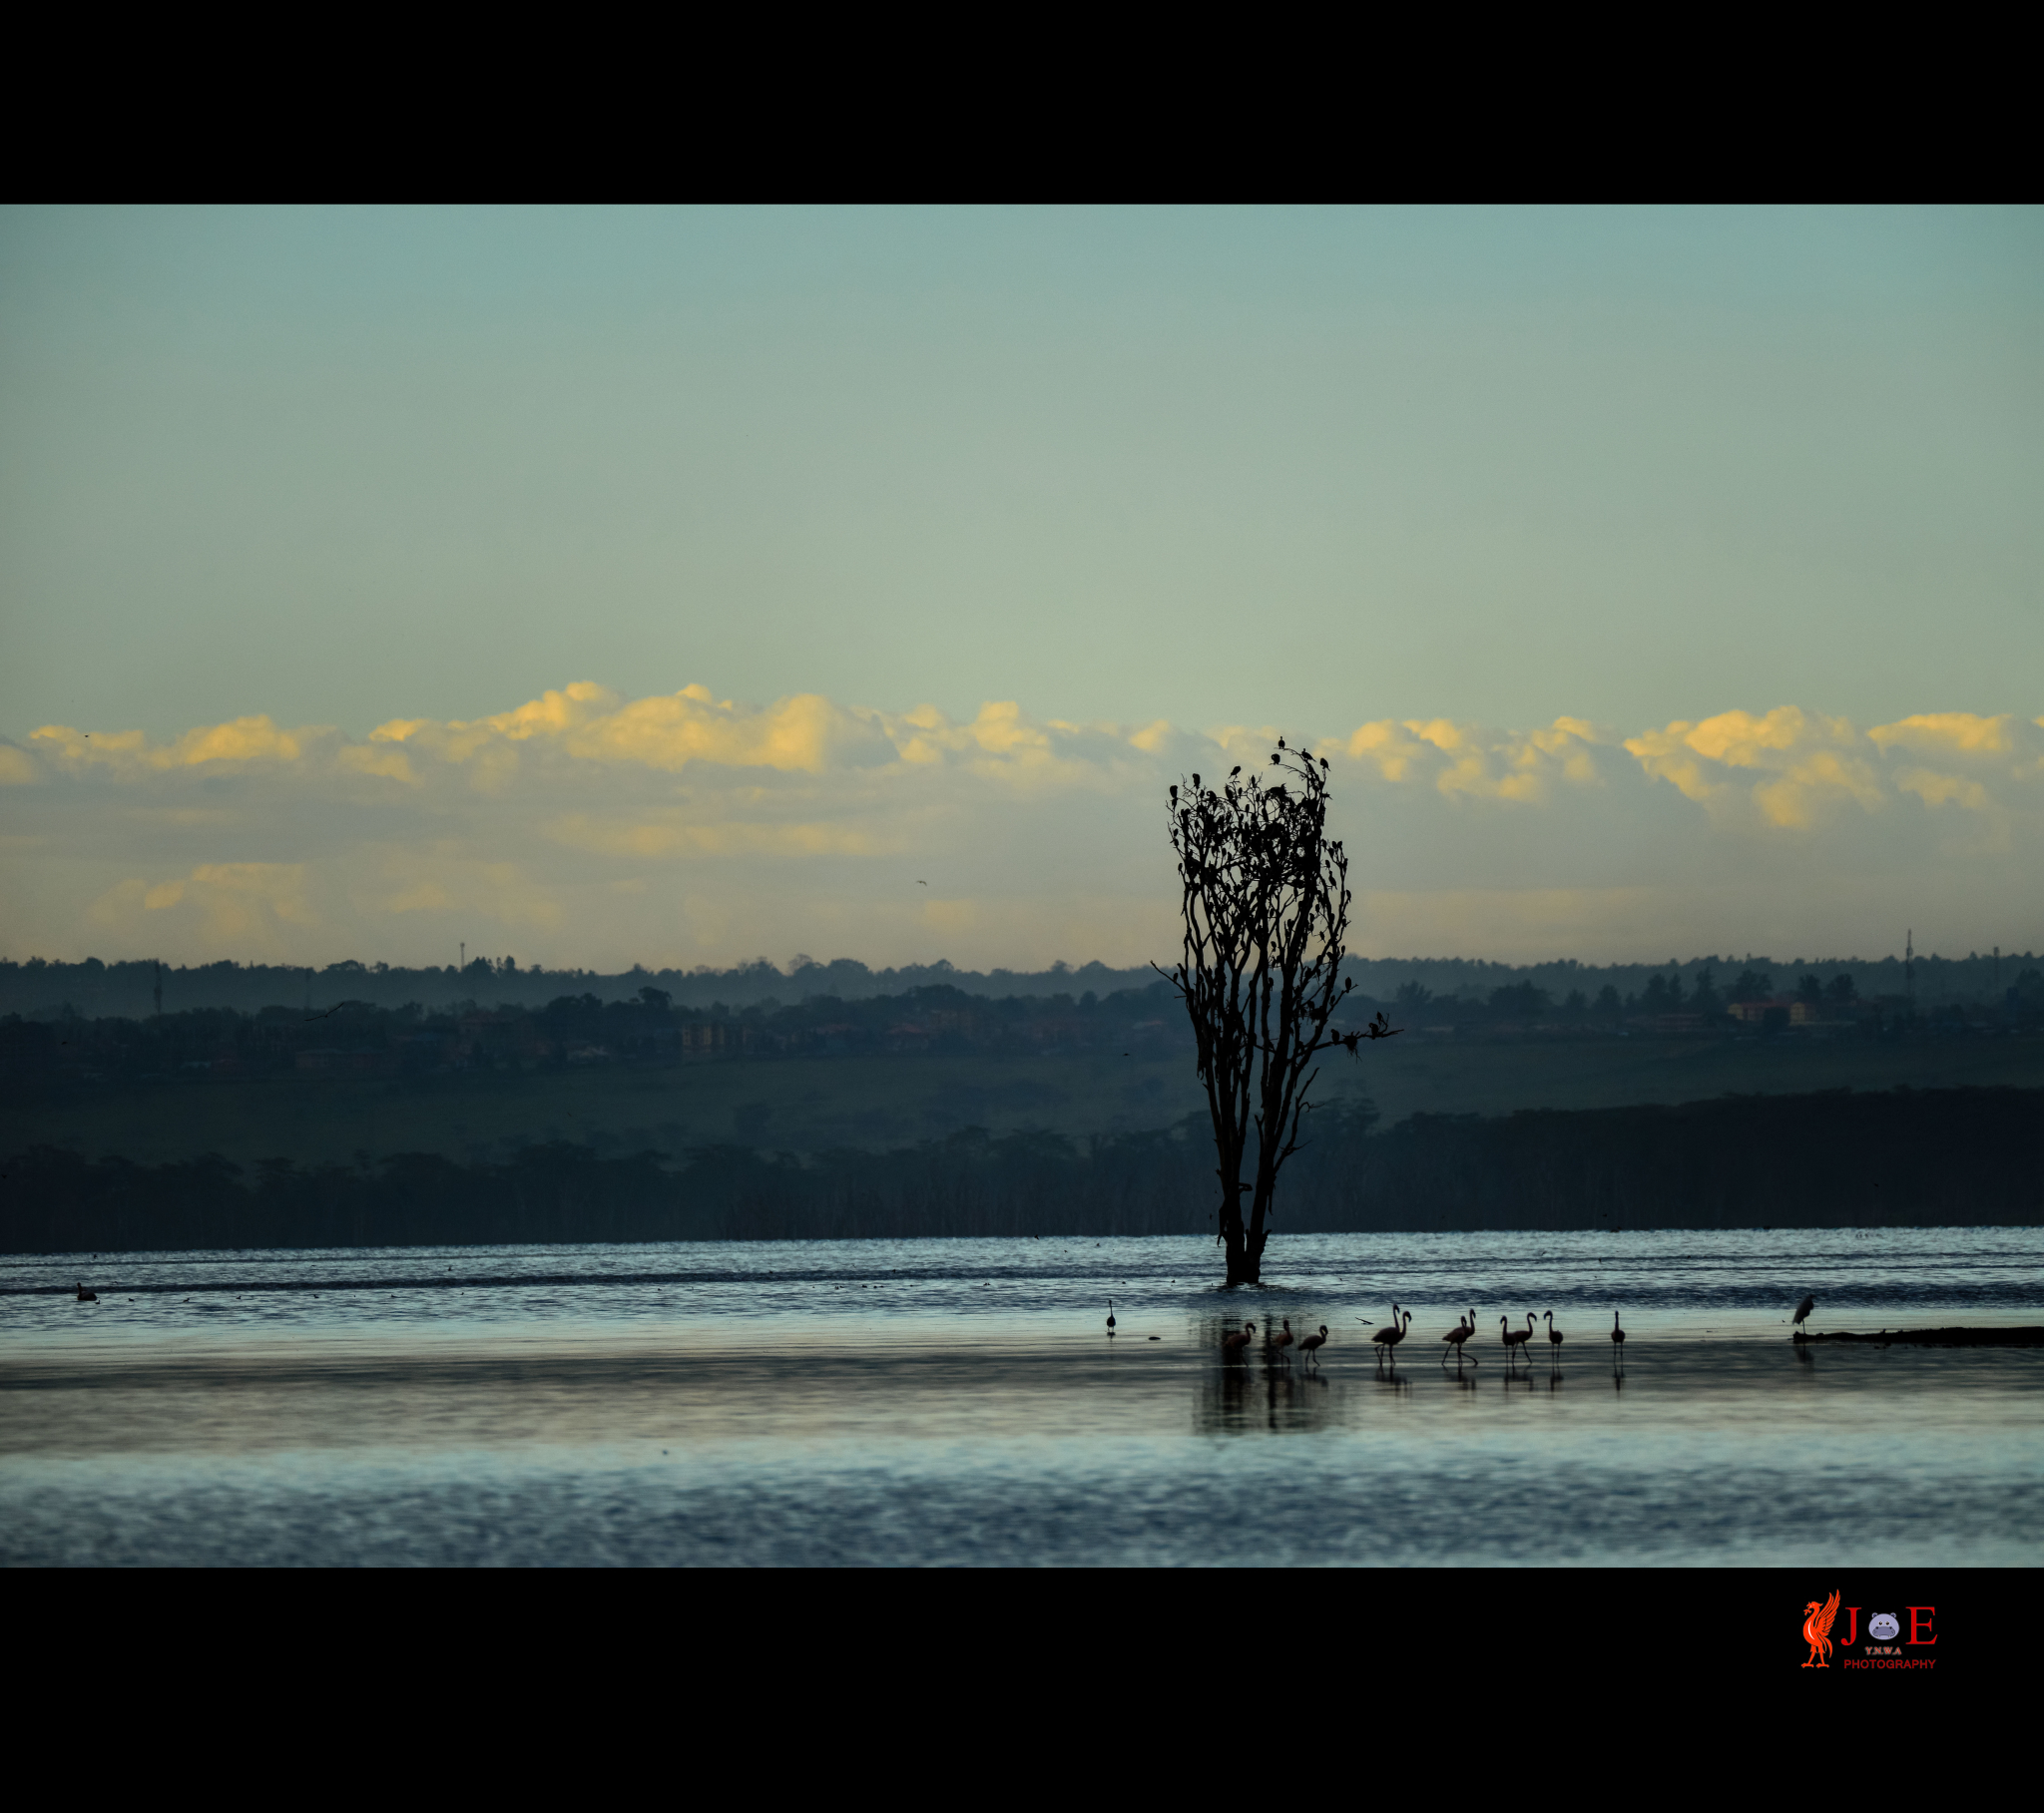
[5,947,2036,1023]
[8,958,2040,1090]
[4,1086,2034,1252]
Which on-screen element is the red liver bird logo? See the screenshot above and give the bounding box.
[1801,1590,1841,1667]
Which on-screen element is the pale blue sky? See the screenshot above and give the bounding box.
[2,206,2036,739]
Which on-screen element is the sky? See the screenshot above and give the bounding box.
[1,207,2038,968]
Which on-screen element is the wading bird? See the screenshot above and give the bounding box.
[1300,1325,1328,1369]
[1792,1294,1816,1331]
[1374,1309,1411,1365]
[1544,1311,1565,1364]
[1223,1320,1256,1357]
[1611,1310,1626,1360]
[75,1282,97,1303]
[1441,1309,1478,1366]
[1272,1318,1295,1363]
[1501,1313,1536,1371]
[1106,1299,1116,1337]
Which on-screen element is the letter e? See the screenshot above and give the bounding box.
[1907,1606,1936,1644]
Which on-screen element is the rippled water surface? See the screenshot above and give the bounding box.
[4,1229,2040,1565]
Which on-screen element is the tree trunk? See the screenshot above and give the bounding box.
[1223,1221,1257,1285]
[1222,1193,1268,1285]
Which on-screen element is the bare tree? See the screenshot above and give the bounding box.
[1158,742,1397,1285]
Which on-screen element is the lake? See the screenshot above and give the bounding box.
[4,1228,2040,1566]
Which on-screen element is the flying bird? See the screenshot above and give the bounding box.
[916,879,927,886]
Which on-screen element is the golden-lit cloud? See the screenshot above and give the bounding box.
[32,715,312,771]
[1630,708,1900,828]
[1867,712,2019,757]
[5,685,2039,968]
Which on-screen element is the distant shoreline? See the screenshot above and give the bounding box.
[4,1084,2036,1254]
[1794,1325,2044,1347]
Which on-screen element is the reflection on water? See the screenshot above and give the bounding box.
[3,1229,2040,1566]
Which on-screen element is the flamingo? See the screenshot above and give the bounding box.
[1106,1299,1117,1338]
[1543,1310,1565,1364]
[1222,1320,1256,1357]
[1441,1309,1479,1366]
[1299,1325,1328,1369]
[1611,1310,1626,1362]
[1500,1313,1535,1371]
[1374,1309,1411,1365]
[1272,1318,1295,1363]
[75,1282,97,1303]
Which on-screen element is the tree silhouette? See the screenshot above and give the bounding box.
[1158,742,1397,1286]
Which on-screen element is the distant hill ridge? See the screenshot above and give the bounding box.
[3,1086,2035,1250]
[1,948,2035,1020]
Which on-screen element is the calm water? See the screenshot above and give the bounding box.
[4,1229,2040,1566]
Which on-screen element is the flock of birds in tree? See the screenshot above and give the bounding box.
[1192,1302,1634,1372]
